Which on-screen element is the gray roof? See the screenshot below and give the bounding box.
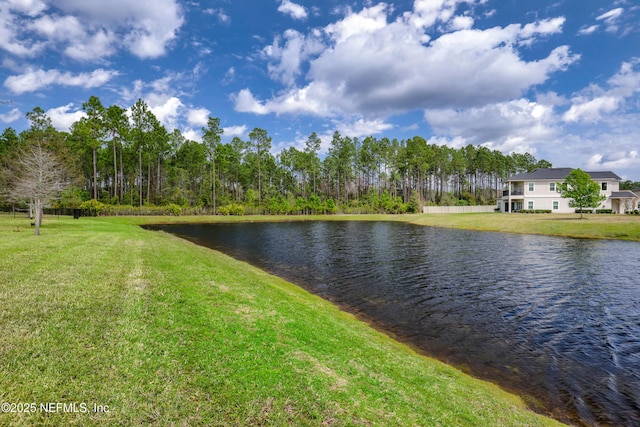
[611,191,638,198]
[588,171,623,180]
[507,168,621,181]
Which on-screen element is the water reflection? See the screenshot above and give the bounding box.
[149,221,640,426]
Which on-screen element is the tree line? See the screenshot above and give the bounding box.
[0,96,553,215]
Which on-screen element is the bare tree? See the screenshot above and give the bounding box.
[5,143,69,235]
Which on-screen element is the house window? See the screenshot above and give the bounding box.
[549,182,556,192]
[553,200,559,210]
[528,182,534,192]
[528,201,534,210]
[602,182,607,191]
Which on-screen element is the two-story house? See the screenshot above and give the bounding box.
[499,168,639,214]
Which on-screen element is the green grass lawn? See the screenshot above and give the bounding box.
[106,210,640,241]
[0,214,574,426]
[409,212,640,241]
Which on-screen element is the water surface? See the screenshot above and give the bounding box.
[150,221,640,426]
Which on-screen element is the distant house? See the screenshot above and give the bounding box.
[498,168,640,214]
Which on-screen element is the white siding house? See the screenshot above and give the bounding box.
[498,168,639,214]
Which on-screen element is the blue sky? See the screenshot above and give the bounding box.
[1,0,640,179]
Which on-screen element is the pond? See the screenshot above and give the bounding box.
[148,221,640,426]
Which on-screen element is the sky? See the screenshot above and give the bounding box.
[1,0,639,179]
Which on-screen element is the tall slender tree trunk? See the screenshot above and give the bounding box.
[113,142,117,200]
[257,151,262,204]
[344,173,348,204]
[93,147,98,200]
[147,160,151,205]
[157,154,161,204]
[211,153,216,213]
[236,170,240,201]
[34,199,42,236]
[139,149,143,208]
[119,146,124,203]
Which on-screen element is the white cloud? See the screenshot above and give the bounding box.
[409,0,476,30]
[65,30,115,61]
[30,14,84,40]
[325,3,389,44]
[120,79,145,104]
[334,117,394,138]
[425,98,558,151]
[182,128,201,142]
[58,0,184,58]
[264,29,325,86]
[0,107,21,123]
[222,67,235,85]
[278,0,307,20]
[0,1,46,56]
[238,5,577,118]
[223,125,248,137]
[563,59,640,123]
[1,0,184,61]
[607,59,640,95]
[29,13,116,60]
[586,150,640,171]
[119,70,213,136]
[6,0,47,16]
[46,103,85,131]
[577,24,599,36]
[427,135,469,149]
[4,68,118,94]
[234,84,336,117]
[519,17,565,44]
[204,8,230,24]
[449,15,474,31]
[148,96,184,130]
[232,89,271,115]
[563,96,621,123]
[187,108,210,127]
[536,60,640,176]
[596,7,624,33]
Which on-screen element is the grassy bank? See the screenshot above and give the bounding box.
[103,211,640,242]
[409,212,640,241]
[0,214,565,426]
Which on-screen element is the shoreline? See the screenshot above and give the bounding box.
[149,217,593,426]
[0,213,566,426]
[118,211,640,242]
[137,212,640,426]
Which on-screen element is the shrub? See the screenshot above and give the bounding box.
[324,198,337,214]
[519,209,552,214]
[406,191,421,213]
[165,203,182,216]
[59,187,89,209]
[79,199,106,215]
[217,203,244,216]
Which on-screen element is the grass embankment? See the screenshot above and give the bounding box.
[111,211,640,242]
[409,212,640,241]
[0,215,565,426]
